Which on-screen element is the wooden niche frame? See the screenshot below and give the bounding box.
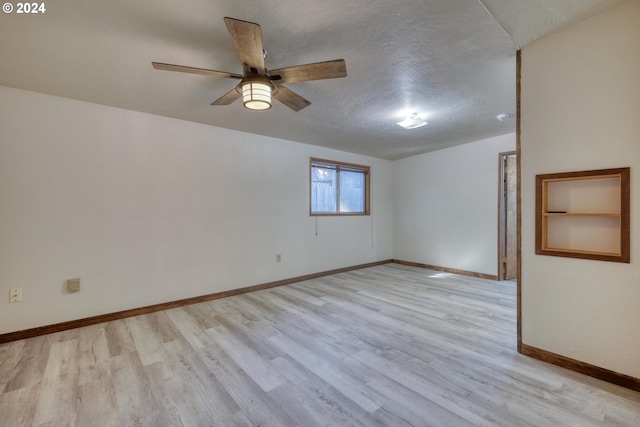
[535,167,630,263]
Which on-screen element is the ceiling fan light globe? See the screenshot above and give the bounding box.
[242,80,272,111]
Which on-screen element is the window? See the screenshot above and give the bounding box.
[310,158,370,215]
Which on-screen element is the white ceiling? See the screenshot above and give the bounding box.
[0,0,626,159]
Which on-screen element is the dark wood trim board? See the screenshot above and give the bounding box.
[0,259,393,344]
[392,259,499,281]
[516,48,522,354]
[521,344,640,393]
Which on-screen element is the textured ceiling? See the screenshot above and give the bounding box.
[0,0,627,159]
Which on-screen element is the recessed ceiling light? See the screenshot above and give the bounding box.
[396,113,428,129]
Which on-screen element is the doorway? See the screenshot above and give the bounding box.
[499,152,517,280]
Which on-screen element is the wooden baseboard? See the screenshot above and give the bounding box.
[392,259,499,280]
[520,343,640,393]
[0,259,394,344]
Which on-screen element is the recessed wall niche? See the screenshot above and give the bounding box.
[535,167,630,263]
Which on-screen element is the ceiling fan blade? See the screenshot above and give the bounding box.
[269,59,347,83]
[211,87,242,106]
[224,17,266,76]
[273,85,311,111]
[152,62,242,79]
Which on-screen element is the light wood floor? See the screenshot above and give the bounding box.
[1,263,639,426]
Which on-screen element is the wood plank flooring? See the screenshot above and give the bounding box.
[1,263,639,426]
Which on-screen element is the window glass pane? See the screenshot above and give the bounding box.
[339,170,365,212]
[310,158,369,216]
[311,166,337,213]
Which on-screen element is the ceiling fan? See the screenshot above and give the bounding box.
[152,17,347,112]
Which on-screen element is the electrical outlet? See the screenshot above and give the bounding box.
[67,278,81,293]
[9,288,22,303]
[276,254,282,262]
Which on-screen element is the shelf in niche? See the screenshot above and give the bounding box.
[543,248,621,258]
[543,212,620,217]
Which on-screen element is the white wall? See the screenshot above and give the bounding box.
[0,86,393,334]
[393,133,515,277]
[521,0,640,378]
